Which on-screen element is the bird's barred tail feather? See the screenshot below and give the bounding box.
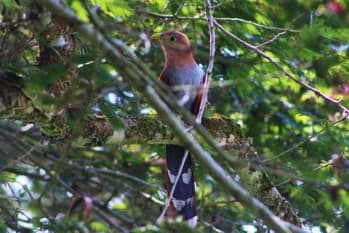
[165,144,197,227]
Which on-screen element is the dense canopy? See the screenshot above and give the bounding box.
[1,0,349,232]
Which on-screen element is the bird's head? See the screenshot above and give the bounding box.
[151,30,192,53]
[151,30,196,68]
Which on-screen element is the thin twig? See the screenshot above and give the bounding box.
[264,113,348,162]
[0,147,34,172]
[173,0,186,16]
[140,10,300,33]
[93,206,129,232]
[138,10,205,20]
[215,17,300,33]
[156,150,189,223]
[197,0,216,123]
[200,219,225,232]
[256,31,287,48]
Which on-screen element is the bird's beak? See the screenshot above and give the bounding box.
[151,32,162,40]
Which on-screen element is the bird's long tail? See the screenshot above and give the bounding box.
[165,144,197,227]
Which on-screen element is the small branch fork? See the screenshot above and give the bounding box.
[256,31,287,49]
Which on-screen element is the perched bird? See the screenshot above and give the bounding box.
[151,30,204,227]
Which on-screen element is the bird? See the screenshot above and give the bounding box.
[151,30,204,228]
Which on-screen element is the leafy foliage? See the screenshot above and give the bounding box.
[1,0,349,232]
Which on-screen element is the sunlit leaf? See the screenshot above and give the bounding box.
[71,0,89,22]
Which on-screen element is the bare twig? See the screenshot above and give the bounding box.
[173,0,186,16]
[93,206,129,233]
[196,0,216,123]
[215,17,300,33]
[265,113,348,162]
[0,147,34,172]
[138,10,205,21]
[140,10,300,33]
[156,150,189,223]
[256,31,287,48]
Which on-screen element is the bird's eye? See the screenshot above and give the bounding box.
[169,36,176,41]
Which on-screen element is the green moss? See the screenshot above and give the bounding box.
[126,116,171,144]
[202,115,243,139]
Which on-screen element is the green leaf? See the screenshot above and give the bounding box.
[339,189,349,217]
[89,0,132,18]
[90,221,109,232]
[1,0,22,9]
[71,0,89,22]
[0,172,17,183]
[99,100,125,128]
[22,64,68,93]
